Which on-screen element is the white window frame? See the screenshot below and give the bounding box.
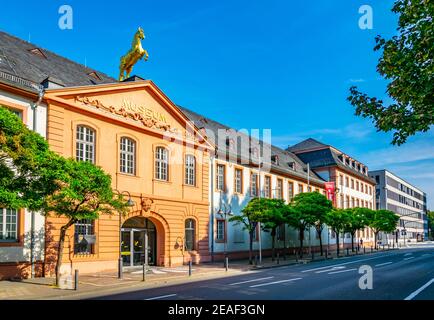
[185,154,196,186]
[76,125,95,163]
[234,168,243,194]
[155,147,169,181]
[216,164,225,191]
[0,208,18,241]
[120,137,136,175]
[216,220,226,241]
[250,173,258,197]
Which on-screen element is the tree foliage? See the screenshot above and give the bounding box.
[348,0,433,145]
[0,106,62,210]
[368,209,399,248]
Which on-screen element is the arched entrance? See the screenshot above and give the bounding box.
[121,217,157,266]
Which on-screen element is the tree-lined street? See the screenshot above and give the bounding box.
[93,246,434,300]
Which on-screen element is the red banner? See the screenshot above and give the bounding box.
[325,182,335,203]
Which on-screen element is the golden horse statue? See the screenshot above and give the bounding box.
[119,27,149,81]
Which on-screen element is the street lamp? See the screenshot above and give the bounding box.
[217,193,232,260]
[114,190,135,279]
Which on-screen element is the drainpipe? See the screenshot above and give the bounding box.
[30,87,45,278]
[210,153,215,262]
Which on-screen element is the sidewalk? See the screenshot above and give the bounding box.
[0,246,398,300]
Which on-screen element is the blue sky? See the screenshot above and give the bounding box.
[1,0,432,208]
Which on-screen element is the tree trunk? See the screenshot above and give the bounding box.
[299,227,304,259]
[55,218,76,286]
[336,231,340,256]
[249,231,253,265]
[271,227,276,261]
[316,226,323,256]
[283,225,287,259]
[374,231,378,250]
[351,233,355,252]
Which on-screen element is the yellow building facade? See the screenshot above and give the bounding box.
[43,80,212,276]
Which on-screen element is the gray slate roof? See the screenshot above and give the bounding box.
[0,30,116,89]
[288,138,376,184]
[179,106,324,185]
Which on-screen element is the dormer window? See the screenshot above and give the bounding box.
[338,154,344,163]
[87,71,102,81]
[28,48,47,59]
[288,162,296,170]
[226,138,235,150]
[250,147,259,158]
[271,155,279,165]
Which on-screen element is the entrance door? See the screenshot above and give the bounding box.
[121,219,157,267]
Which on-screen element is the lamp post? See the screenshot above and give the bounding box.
[114,190,135,279]
[218,191,232,260]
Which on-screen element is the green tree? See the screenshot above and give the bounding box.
[368,209,400,249]
[287,192,325,258]
[348,0,433,145]
[427,210,434,240]
[343,208,371,252]
[288,192,332,256]
[326,209,348,256]
[259,198,290,261]
[0,106,61,210]
[229,198,266,264]
[42,160,129,286]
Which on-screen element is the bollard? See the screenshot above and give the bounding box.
[189,260,192,276]
[311,251,314,260]
[346,248,349,256]
[225,257,229,272]
[371,246,373,253]
[254,255,258,266]
[277,252,280,265]
[142,261,146,282]
[118,257,123,279]
[74,269,79,291]
[325,249,328,260]
[363,247,366,254]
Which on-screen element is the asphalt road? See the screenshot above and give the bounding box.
[93,246,434,300]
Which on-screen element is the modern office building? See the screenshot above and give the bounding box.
[369,169,427,244]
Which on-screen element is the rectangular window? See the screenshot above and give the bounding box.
[76,126,95,163]
[216,220,226,241]
[74,219,94,254]
[216,164,225,191]
[250,173,258,197]
[264,176,271,198]
[307,186,312,192]
[0,208,18,241]
[120,137,136,175]
[288,182,294,201]
[345,177,349,187]
[276,179,283,199]
[277,224,285,241]
[340,195,344,208]
[339,175,344,186]
[351,179,354,189]
[10,109,23,120]
[361,183,364,193]
[356,181,359,191]
[298,184,304,194]
[346,196,350,209]
[234,168,243,194]
[155,147,169,181]
[185,155,196,186]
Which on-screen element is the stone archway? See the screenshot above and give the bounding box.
[121,211,170,267]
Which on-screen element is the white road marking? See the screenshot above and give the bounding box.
[404,279,434,300]
[229,277,274,286]
[422,254,431,257]
[249,278,302,288]
[301,255,392,273]
[145,294,177,300]
[375,262,393,267]
[328,268,357,275]
[404,253,412,256]
[315,266,346,274]
[404,257,415,261]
